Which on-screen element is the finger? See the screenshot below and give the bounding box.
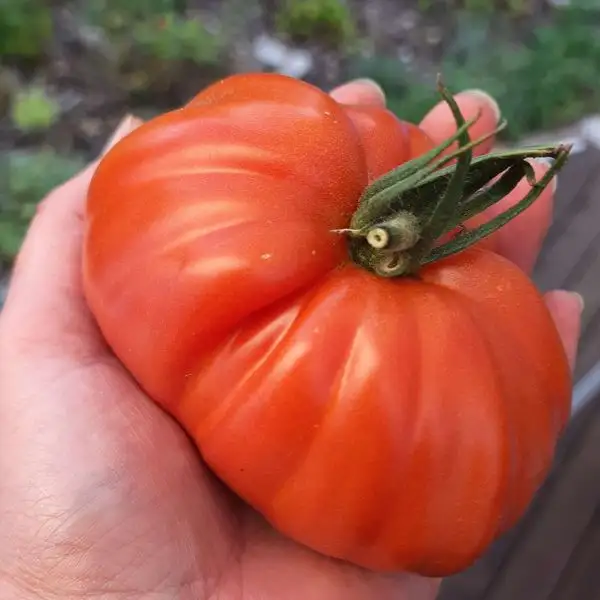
[419,89,501,157]
[544,290,583,372]
[0,115,143,357]
[330,79,386,107]
[466,160,556,274]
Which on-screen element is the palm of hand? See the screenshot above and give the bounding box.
[0,80,579,600]
[1,313,433,600]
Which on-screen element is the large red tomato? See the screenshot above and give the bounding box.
[82,73,571,576]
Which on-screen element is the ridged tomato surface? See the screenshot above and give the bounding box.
[83,73,571,576]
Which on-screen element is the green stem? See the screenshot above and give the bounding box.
[345,78,573,278]
[405,77,474,269]
[351,118,504,230]
[458,161,531,222]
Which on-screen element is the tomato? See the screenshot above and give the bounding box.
[342,104,434,180]
[82,73,571,577]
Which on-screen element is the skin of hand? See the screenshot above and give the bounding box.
[0,79,582,600]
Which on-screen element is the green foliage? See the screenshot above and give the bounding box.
[276,0,356,46]
[84,1,224,95]
[356,5,600,139]
[417,0,530,15]
[132,14,222,65]
[0,150,86,261]
[86,0,223,67]
[0,0,52,58]
[85,0,181,32]
[10,86,60,132]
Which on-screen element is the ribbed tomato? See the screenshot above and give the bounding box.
[82,73,571,576]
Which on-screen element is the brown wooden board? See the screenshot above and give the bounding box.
[533,146,600,382]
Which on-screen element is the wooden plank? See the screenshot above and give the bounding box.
[534,147,600,291]
[565,243,600,380]
[532,146,600,382]
[534,191,600,293]
[549,145,600,225]
[578,307,600,384]
[479,414,600,600]
[548,505,600,600]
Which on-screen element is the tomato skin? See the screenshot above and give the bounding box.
[83,73,571,577]
[401,119,436,158]
[342,104,411,181]
[341,105,435,181]
[177,249,569,576]
[84,74,369,406]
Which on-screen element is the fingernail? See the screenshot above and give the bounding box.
[351,78,385,100]
[102,114,142,155]
[462,89,501,124]
[534,157,554,168]
[570,292,585,314]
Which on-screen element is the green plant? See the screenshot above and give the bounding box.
[132,13,222,65]
[10,85,60,132]
[85,0,181,32]
[504,0,530,14]
[0,150,86,261]
[417,0,531,16]
[276,0,356,46]
[0,0,52,58]
[355,5,600,139]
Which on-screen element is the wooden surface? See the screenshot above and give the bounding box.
[533,145,600,382]
[439,146,600,599]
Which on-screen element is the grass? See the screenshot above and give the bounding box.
[132,13,222,65]
[0,0,52,59]
[276,0,357,46]
[84,0,183,32]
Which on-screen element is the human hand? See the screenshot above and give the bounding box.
[0,79,581,600]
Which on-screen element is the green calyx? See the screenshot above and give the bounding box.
[342,76,572,278]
